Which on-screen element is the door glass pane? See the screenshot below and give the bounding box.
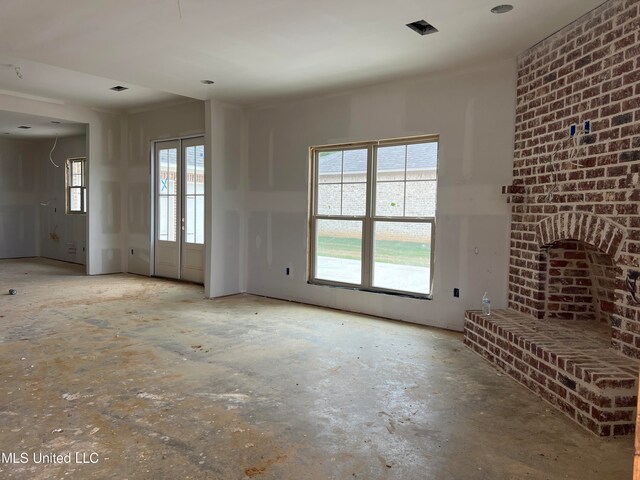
[158,196,168,241]
[158,148,177,194]
[195,195,205,244]
[195,145,205,194]
[158,147,178,242]
[158,195,177,242]
[372,221,431,294]
[315,219,362,284]
[184,144,205,245]
[185,196,195,243]
[375,181,404,217]
[185,146,196,195]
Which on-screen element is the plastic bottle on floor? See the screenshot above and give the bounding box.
[482,292,491,316]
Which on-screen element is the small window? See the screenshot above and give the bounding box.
[309,136,438,297]
[66,158,86,214]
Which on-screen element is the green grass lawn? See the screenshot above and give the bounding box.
[317,236,430,266]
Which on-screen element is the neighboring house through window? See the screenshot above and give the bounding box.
[66,157,86,214]
[309,136,438,297]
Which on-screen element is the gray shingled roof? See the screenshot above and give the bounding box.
[318,143,437,175]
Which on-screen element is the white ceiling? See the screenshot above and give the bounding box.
[0,110,86,139]
[0,0,606,110]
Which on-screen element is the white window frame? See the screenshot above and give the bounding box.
[308,135,438,299]
[66,157,87,215]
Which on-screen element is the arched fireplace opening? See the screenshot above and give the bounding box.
[542,240,618,334]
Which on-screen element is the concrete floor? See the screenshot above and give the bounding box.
[0,258,633,480]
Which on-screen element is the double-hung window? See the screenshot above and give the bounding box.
[66,157,86,214]
[309,136,437,297]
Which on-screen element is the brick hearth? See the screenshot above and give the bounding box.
[464,310,639,436]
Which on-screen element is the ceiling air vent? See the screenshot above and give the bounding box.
[110,85,128,92]
[491,5,514,14]
[406,20,439,36]
[17,126,31,129]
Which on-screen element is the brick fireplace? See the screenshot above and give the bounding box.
[464,0,640,436]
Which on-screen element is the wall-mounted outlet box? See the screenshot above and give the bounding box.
[286,267,290,276]
[584,120,591,134]
[454,288,460,298]
[570,124,577,137]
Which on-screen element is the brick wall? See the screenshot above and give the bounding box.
[509,0,640,359]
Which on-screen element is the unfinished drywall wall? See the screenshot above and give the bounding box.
[0,93,123,275]
[245,59,516,331]
[0,138,39,258]
[125,100,205,276]
[205,99,248,298]
[37,134,87,264]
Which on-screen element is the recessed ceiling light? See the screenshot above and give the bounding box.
[201,80,215,85]
[491,4,514,14]
[110,85,128,91]
[18,126,31,129]
[51,121,61,124]
[406,19,439,36]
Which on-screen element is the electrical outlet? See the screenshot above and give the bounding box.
[131,249,134,255]
[453,288,460,298]
[570,124,577,137]
[584,120,591,134]
[286,267,290,276]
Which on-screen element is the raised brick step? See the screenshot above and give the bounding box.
[464,309,640,437]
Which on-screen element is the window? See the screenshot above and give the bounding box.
[309,136,437,297]
[66,157,86,214]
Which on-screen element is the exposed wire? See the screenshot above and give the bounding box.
[14,66,22,79]
[177,0,183,19]
[545,127,586,202]
[49,136,60,168]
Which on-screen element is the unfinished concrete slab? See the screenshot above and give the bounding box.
[0,258,633,479]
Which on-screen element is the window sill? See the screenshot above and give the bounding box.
[307,280,433,300]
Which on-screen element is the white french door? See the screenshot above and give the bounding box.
[154,137,205,283]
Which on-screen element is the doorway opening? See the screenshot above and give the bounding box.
[152,136,205,284]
